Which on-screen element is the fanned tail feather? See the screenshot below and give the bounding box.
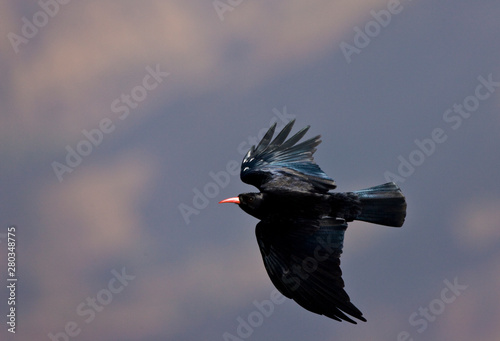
[352,182,407,227]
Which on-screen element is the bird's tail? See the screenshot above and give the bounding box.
[352,182,406,227]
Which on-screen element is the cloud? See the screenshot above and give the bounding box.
[452,197,500,252]
[25,150,272,338]
[1,0,389,152]
[26,152,157,334]
[39,153,157,257]
[112,243,267,339]
[435,260,500,340]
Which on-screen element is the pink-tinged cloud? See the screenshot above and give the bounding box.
[1,0,391,151]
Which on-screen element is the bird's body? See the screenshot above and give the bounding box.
[219,120,407,323]
[235,191,361,222]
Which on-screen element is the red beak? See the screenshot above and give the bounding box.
[219,197,240,204]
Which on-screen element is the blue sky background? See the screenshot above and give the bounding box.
[1,1,500,340]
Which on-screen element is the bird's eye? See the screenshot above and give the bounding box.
[248,197,254,202]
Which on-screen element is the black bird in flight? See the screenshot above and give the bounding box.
[219,120,406,323]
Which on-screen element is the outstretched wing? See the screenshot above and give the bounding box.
[255,217,366,323]
[241,120,336,193]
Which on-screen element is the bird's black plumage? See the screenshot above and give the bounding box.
[240,121,336,193]
[220,119,406,323]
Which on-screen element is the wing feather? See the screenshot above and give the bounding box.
[255,218,366,323]
[241,120,336,193]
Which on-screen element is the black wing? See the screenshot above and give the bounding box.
[241,120,336,193]
[255,217,366,323]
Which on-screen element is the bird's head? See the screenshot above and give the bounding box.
[219,192,266,219]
